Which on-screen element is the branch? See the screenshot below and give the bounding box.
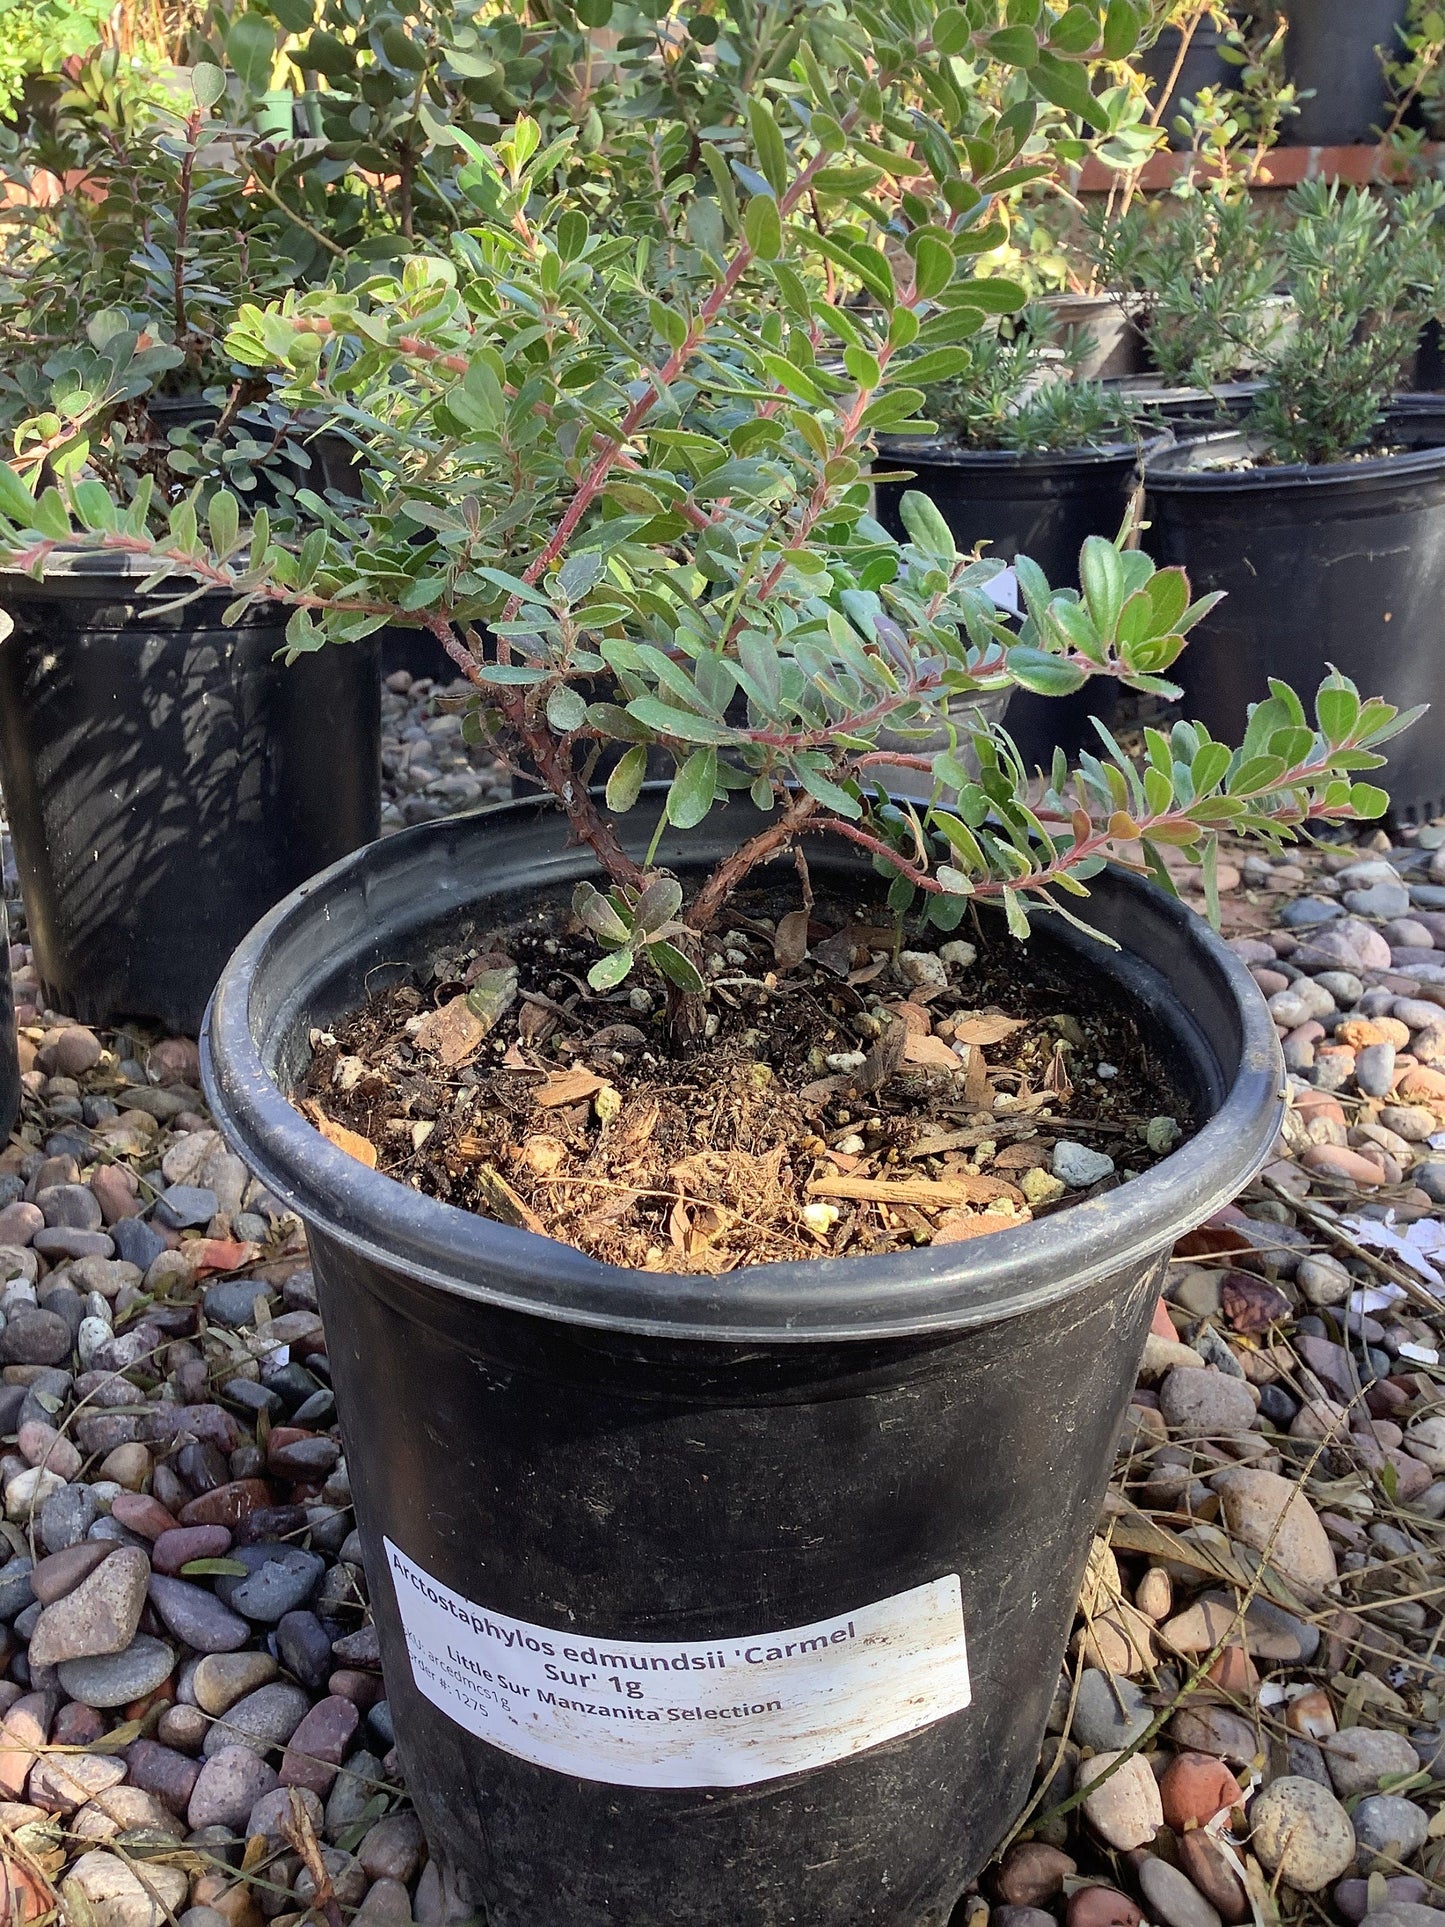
[511,135,845,607]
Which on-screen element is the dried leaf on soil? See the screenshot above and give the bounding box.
[414,995,489,1069]
[299,1099,378,1168]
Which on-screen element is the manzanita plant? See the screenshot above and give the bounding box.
[0,0,1416,1022]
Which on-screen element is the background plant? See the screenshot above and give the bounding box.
[1088,194,1283,385]
[902,300,1140,448]
[1249,180,1445,465]
[0,2,1412,1014]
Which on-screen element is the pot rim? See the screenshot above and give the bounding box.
[1144,418,1445,494]
[201,795,1284,1344]
[873,433,1162,471]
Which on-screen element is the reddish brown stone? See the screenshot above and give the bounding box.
[278,1694,360,1795]
[110,1491,178,1540]
[1160,1752,1245,1832]
[1177,1827,1249,1923]
[125,1737,202,1815]
[995,1844,1077,1908]
[328,1669,385,1712]
[29,1542,113,1606]
[176,1479,275,1528]
[1066,1887,1143,1927]
[50,1702,105,1749]
[151,1524,234,1575]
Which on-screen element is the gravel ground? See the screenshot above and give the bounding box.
[378,671,508,835]
[1,785,1445,1925]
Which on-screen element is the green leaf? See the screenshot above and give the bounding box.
[901,346,975,386]
[627,698,734,744]
[1102,0,1143,58]
[1316,681,1362,745]
[557,209,588,261]
[986,24,1038,64]
[180,1557,249,1577]
[381,21,426,69]
[635,875,684,933]
[191,61,227,106]
[574,883,632,943]
[899,489,956,559]
[744,194,783,262]
[1349,782,1390,819]
[1190,741,1231,794]
[1079,535,1124,636]
[912,233,955,299]
[1007,646,1087,696]
[227,12,277,91]
[747,98,789,198]
[667,748,717,828]
[299,29,351,72]
[932,6,974,54]
[1002,889,1031,939]
[605,745,648,812]
[954,277,1028,314]
[269,0,313,30]
[546,686,588,733]
[588,947,634,990]
[0,463,37,526]
[1031,47,1105,124]
[208,491,240,560]
[1048,3,1099,52]
[650,941,706,993]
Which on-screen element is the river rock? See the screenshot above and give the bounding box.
[27,1750,126,1813]
[1073,1670,1153,1753]
[1138,1855,1223,1927]
[187,1745,281,1830]
[1325,1727,1422,1799]
[57,1637,176,1708]
[146,1574,250,1653]
[66,1850,189,1927]
[1210,1467,1338,1594]
[1159,1368,1257,1438]
[1249,1777,1356,1890]
[214,1542,325,1622]
[1078,1749,1162,1850]
[1354,1793,1431,1865]
[279,1694,360,1793]
[192,1651,279,1715]
[27,1546,150,1667]
[201,1680,310,1758]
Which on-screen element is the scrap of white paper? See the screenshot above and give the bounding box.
[1342,1214,1445,1299]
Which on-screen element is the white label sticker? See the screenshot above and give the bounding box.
[384,1538,971,1789]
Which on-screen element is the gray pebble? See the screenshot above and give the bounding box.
[1354,1793,1430,1865]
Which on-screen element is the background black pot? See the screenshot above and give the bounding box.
[874,435,1152,765]
[202,791,1282,1927]
[1144,407,1445,823]
[0,895,20,1143]
[0,553,381,1033]
[1041,292,1145,380]
[1103,377,1264,432]
[1283,0,1408,144]
[1139,20,1236,146]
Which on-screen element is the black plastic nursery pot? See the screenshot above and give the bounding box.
[874,435,1150,765]
[0,553,381,1034]
[1138,21,1235,146]
[1041,292,1144,380]
[1283,0,1408,144]
[202,791,1283,1927]
[1143,412,1445,824]
[1102,377,1263,433]
[0,895,20,1144]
